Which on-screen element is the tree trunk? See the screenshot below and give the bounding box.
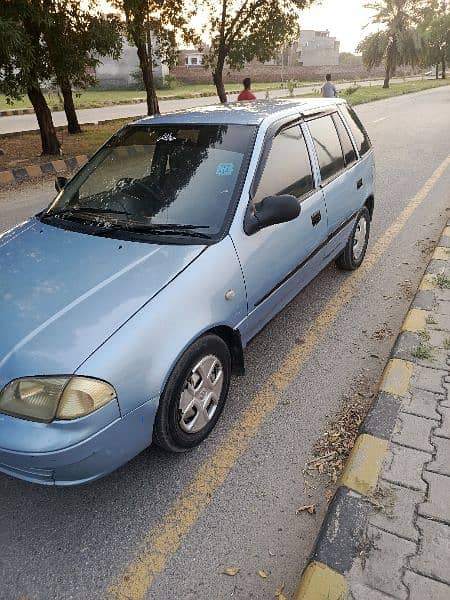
[383,61,390,88]
[213,70,227,103]
[60,79,81,134]
[436,63,439,79]
[213,47,227,103]
[27,84,61,155]
[135,39,159,115]
[442,57,446,79]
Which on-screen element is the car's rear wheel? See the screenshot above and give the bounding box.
[336,206,370,271]
[153,334,231,452]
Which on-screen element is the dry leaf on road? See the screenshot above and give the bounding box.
[258,569,268,578]
[223,567,240,576]
[296,504,316,515]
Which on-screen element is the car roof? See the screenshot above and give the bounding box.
[134,98,346,127]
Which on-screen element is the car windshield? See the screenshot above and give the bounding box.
[43,123,256,239]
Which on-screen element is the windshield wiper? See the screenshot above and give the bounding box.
[98,223,211,239]
[41,210,212,239]
[41,207,133,220]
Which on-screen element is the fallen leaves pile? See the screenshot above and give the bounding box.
[303,375,375,496]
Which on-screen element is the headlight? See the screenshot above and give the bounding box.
[0,376,116,423]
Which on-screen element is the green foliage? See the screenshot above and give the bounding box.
[201,0,311,99]
[412,341,434,360]
[420,11,450,70]
[357,1,425,85]
[344,85,361,94]
[0,2,47,99]
[286,79,296,96]
[357,30,389,69]
[339,52,363,65]
[0,2,122,97]
[45,1,123,90]
[433,273,450,288]
[113,0,198,113]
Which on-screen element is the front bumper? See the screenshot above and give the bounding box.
[0,396,159,486]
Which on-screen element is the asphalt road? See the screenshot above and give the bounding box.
[0,86,450,600]
[0,76,423,134]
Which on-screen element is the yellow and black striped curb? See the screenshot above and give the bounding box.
[0,155,89,187]
[295,220,450,599]
[0,108,35,117]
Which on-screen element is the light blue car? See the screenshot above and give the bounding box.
[0,99,374,486]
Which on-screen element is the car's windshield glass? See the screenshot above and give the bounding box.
[43,123,256,238]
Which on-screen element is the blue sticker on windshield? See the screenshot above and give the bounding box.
[216,163,234,176]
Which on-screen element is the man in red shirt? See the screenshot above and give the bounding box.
[237,77,257,101]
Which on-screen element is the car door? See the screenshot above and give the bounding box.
[229,121,328,343]
[305,111,355,233]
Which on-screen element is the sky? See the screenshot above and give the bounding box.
[300,0,377,53]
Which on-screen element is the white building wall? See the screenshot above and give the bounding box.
[96,38,168,88]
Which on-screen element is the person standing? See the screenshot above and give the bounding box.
[322,73,337,98]
[237,77,257,101]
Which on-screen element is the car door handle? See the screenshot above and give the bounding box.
[357,178,363,189]
[311,211,322,226]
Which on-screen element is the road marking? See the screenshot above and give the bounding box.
[373,116,388,123]
[109,155,450,600]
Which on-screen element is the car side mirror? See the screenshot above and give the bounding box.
[244,194,301,235]
[55,176,68,192]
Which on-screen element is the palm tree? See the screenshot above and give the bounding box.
[358,1,423,88]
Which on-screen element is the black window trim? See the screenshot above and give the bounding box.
[331,111,358,168]
[337,104,372,159]
[305,112,348,189]
[248,116,317,206]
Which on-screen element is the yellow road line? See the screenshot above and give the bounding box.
[109,155,450,600]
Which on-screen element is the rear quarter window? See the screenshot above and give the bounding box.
[339,105,372,156]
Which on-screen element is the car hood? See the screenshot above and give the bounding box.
[0,219,205,385]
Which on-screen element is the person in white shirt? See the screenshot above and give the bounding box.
[322,73,337,98]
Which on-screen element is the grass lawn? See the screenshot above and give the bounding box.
[1,78,449,171]
[334,78,450,105]
[0,81,318,111]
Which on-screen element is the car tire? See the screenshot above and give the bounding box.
[335,206,370,271]
[153,334,231,452]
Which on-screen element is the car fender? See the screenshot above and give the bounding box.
[75,235,247,415]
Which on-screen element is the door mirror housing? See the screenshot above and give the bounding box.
[55,176,68,192]
[244,194,301,235]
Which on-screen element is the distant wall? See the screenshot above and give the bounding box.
[171,64,418,84]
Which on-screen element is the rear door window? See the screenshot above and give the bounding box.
[332,112,357,167]
[254,125,314,203]
[307,115,345,183]
[339,105,371,156]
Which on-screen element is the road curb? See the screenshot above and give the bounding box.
[294,220,450,600]
[0,155,89,186]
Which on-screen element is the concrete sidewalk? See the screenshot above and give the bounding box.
[297,222,450,599]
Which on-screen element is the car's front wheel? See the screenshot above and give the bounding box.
[153,334,231,452]
[336,206,370,271]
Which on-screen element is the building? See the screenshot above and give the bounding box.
[296,30,340,67]
[95,39,169,88]
[179,48,205,67]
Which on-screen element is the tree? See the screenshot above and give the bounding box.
[420,2,450,78]
[114,0,196,116]
[44,2,123,134]
[358,1,424,88]
[0,1,61,155]
[339,52,363,65]
[202,0,311,103]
